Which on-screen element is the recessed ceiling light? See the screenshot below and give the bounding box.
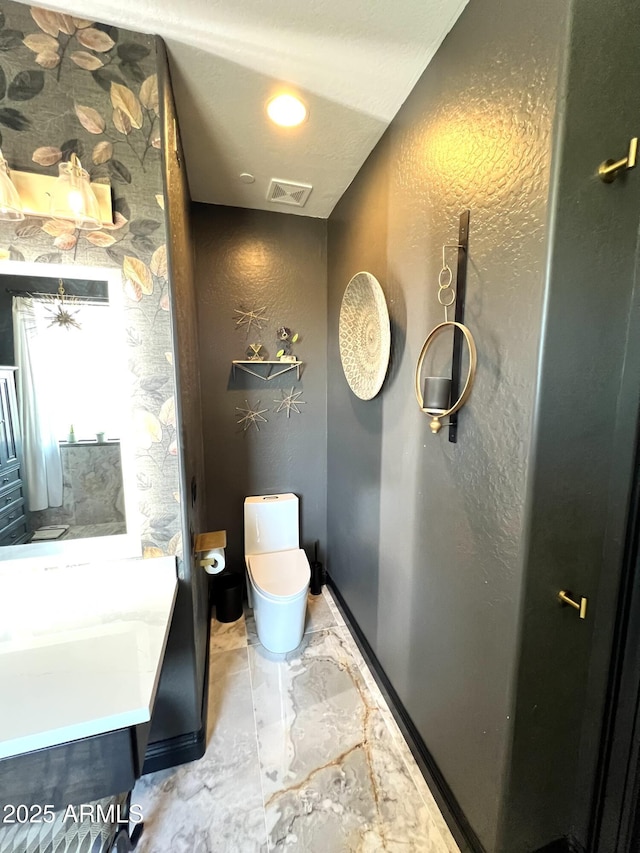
[266,94,308,128]
[239,172,255,184]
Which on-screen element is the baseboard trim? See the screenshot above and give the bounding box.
[141,725,205,775]
[533,838,584,853]
[142,605,212,776]
[327,575,485,853]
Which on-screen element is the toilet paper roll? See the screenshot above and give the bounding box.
[199,547,226,574]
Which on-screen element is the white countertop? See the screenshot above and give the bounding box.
[0,556,177,760]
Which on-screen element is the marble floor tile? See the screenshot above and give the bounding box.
[209,614,248,653]
[305,589,337,633]
[322,585,346,627]
[245,610,259,646]
[335,627,460,853]
[249,628,457,852]
[135,590,458,853]
[134,647,268,853]
[249,631,364,799]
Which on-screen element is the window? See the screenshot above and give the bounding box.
[44,301,123,441]
[14,297,126,442]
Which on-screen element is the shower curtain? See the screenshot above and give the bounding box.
[12,296,63,511]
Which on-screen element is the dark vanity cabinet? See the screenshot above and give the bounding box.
[0,367,27,546]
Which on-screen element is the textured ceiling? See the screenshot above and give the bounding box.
[24,0,469,217]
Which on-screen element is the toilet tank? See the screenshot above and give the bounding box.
[244,493,299,555]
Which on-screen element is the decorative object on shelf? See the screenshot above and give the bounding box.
[234,305,269,338]
[232,360,303,381]
[276,326,299,360]
[415,210,477,442]
[96,432,105,444]
[339,271,390,400]
[273,387,306,418]
[44,279,82,330]
[246,343,265,361]
[235,400,269,432]
[68,424,76,443]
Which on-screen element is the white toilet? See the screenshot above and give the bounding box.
[244,493,310,653]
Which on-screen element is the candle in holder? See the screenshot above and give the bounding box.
[422,376,451,413]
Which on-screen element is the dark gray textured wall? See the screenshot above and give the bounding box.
[147,42,208,747]
[327,134,389,650]
[193,205,327,572]
[502,1,640,849]
[327,0,568,849]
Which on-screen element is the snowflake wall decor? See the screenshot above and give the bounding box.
[236,400,269,432]
[234,306,269,338]
[274,388,306,418]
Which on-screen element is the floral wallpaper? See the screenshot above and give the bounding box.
[0,0,181,559]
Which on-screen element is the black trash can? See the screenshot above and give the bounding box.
[215,571,244,623]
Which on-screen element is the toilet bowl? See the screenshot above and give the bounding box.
[244,494,310,653]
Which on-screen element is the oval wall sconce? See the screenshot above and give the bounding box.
[415,320,477,434]
[415,210,477,441]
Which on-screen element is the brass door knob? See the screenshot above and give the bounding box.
[558,590,588,620]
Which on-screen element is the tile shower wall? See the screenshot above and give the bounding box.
[30,443,124,528]
[193,204,327,571]
[0,1,180,557]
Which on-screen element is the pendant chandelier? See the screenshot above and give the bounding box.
[43,280,82,331]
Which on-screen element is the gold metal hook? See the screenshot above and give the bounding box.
[599,137,637,183]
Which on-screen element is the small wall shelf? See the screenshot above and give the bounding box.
[232,360,303,381]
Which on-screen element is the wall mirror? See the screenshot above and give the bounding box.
[0,260,140,564]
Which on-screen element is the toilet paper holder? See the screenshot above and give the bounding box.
[195,530,227,573]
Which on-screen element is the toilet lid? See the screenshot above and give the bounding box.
[247,549,310,600]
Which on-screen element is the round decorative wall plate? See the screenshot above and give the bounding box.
[339,271,391,400]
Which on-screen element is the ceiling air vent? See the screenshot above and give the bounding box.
[266,178,312,208]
